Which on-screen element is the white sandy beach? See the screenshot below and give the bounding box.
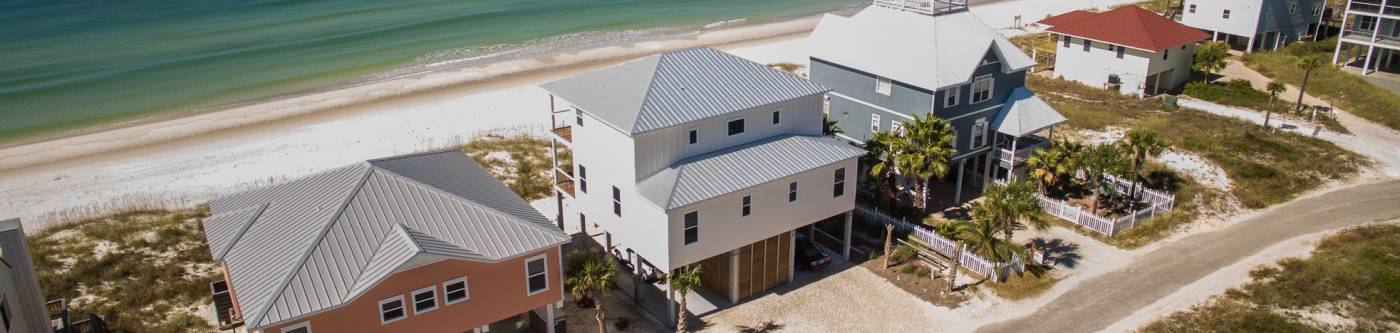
[0,0,1142,228]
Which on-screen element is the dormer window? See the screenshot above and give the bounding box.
[875,76,892,95]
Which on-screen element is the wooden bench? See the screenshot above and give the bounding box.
[897,239,950,280]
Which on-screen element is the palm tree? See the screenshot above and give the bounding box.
[1077,144,1129,215]
[1294,56,1325,114]
[895,114,957,212]
[934,219,977,291]
[963,207,1029,266]
[866,131,903,210]
[823,114,844,136]
[1265,81,1285,129]
[567,251,618,333]
[669,265,703,332]
[980,180,1046,240]
[1026,148,1067,193]
[1193,41,1230,83]
[1120,130,1166,209]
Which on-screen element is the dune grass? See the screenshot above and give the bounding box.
[988,267,1064,301]
[1242,38,1400,131]
[460,133,568,201]
[1141,222,1400,332]
[28,207,218,332]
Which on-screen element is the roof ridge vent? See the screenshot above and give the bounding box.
[873,0,969,16]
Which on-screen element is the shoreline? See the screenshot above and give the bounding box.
[0,13,829,172]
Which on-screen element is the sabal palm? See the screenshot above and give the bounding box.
[1294,56,1325,114]
[1026,148,1067,193]
[963,208,1029,265]
[568,252,617,333]
[866,131,903,209]
[1120,129,1166,209]
[935,219,977,291]
[669,265,703,332]
[980,180,1046,240]
[1265,81,1285,129]
[1193,41,1229,83]
[895,114,957,212]
[1077,144,1129,215]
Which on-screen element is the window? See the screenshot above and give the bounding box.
[833,168,846,198]
[875,76,892,95]
[1163,49,1170,60]
[1083,39,1092,52]
[981,57,1000,66]
[575,109,584,126]
[771,110,781,125]
[443,277,469,304]
[741,195,752,217]
[891,121,905,135]
[970,76,994,104]
[1062,35,1071,47]
[1223,9,1230,19]
[727,118,745,136]
[1289,2,1297,14]
[683,212,699,244]
[1312,3,1322,16]
[943,85,961,108]
[870,114,881,132]
[1189,4,1196,13]
[526,255,548,295]
[1108,74,1123,85]
[379,296,406,324]
[281,322,311,333]
[612,186,622,216]
[972,119,988,148]
[1115,45,1125,59]
[578,165,587,193]
[688,128,698,145]
[788,182,799,202]
[1358,16,1377,31]
[412,286,437,314]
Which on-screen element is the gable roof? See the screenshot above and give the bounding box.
[203,150,568,329]
[541,47,829,135]
[992,87,1067,136]
[637,135,865,210]
[808,6,1036,91]
[1041,6,1210,52]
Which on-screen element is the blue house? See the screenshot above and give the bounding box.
[808,0,1066,202]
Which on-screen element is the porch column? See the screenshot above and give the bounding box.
[1247,35,1255,53]
[546,304,557,333]
[1316,0,1331,42]
[1008,137,1019,182]
[1364,45,1377,74]
[787,233,796,284]
[842,211,853,261]
[1212,31,1219,41]
[984,133,999,187]
[667,287,677,328]
[954,159,967,203]
[731,249,742,303]
[1333,10,1351,65]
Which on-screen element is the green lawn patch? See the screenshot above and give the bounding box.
[29,208,219,332]
[1141,222,1400,332]
[1242,38,1400,131]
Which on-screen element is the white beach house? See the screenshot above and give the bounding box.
[1332,0,1400,75]
[1041,6,1210,96]
[541,47,863,325]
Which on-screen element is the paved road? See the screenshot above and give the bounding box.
[977,179,1400,333]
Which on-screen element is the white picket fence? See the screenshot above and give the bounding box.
[854,205,1024,281]
[1040,171,1177,236]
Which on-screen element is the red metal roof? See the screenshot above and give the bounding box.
[1041,6,1209,52]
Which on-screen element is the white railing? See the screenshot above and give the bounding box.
[1036,171,1175,236]
[873,0,968,16]
[854,205,1024,280]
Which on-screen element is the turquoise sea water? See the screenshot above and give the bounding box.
[0,0,861,144]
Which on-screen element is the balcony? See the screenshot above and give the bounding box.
[1349,0,1400,17]
[996,135,1050,165]
[554,167,576,198]
[548,95,574,146]
[1341,29,1400,48]
[873,0,968,16]
[48,299,110,333]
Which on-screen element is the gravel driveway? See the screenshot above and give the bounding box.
[699,262,940,332]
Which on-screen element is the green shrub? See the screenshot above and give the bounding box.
[889,244,915,263]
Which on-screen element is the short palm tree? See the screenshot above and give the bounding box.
[1265,81,1286,129]
[823,114,844,136]
[866,131,903,210]
[1026,148,1068,193]
[1294,56,1325,114]
[669,265,703,332]
[934,219,977,291]
[963,207,1030,266]
[980,180,1046,240]
[1120,129,1166,209]
[1193,41,1229,83]
[895,114,957,212]
[567,251,618,333]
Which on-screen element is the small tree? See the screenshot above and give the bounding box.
[1193,41,1229,83]
[1294,56,1325,114]
[1120,129,1167,209]
[1077,144,1129,215]
[866,131,903,210]
[934,219,977,291]
[823,114,844,136]
[980,180,1046,240]
[883,223,896,268]
[895,114,957,212]
[1026,148,1067,193]
[669,265,703,332]
[1265,81,1286,129]
[567,251,618,333]
[963,207,1029,267]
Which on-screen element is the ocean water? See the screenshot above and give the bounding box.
[0,0,861,144]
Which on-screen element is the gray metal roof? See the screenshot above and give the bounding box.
[541,47,830,135]
[203,150,568,329]
[638,135,865,210]
[808,6,1036,90]
[992,87,1066,136]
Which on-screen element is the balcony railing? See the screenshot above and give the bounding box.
[873,0,968,16]
[1341,29,1400,47]
[1349,0,1400,16]
[995,136,1051,165]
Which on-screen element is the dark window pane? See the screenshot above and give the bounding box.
[528,259,545,275]
[381,300,401,312]
[612,187,620,200]
[383,308,404,321]
[529,275,547,292]
[689,130,697,144]
[742,206,751,216]
[772,111,781,124]
[835,168,845,182]
[447,290,467,301]
[286,328,308,333]
[684,212,698,227]
[728,119,745,135]
[685,228,698,244]
[614,202,621,215]
[834,183,845,197]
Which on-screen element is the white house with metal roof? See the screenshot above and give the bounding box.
[807,0,1067,201]
[542,47,863,326]
[202,150,570,333]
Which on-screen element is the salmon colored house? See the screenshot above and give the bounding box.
[201,151,570,333]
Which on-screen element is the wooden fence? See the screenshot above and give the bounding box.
[854,205,1023,281]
